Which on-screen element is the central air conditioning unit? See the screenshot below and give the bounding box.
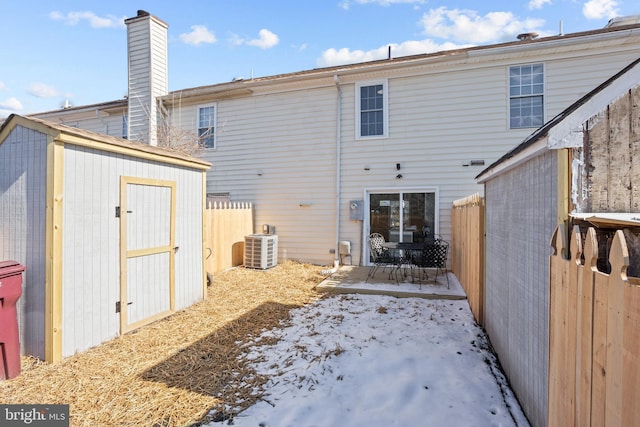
[244,234,278,269]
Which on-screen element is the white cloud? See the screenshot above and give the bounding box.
[49,11,126,28]
[0,82,6,91]
[420,7,546,44]
[232,29,280,49]
[247,29,280,49]
[27,82,59,98]
[0,97,23,112]
[317,39,472,67]
[529,0,552,10]
[583,0,619,19]
[340,0,426,8]
[318,6,550,67]
[179,25,217,46]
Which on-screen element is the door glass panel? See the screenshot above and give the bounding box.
[405,192,436,243]
[369,191,436,252]
[370,193,395,242]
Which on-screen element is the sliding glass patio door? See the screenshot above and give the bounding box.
[369,191,436,245]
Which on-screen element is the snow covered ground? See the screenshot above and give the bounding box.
[206,292,530,427]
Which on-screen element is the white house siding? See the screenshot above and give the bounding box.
[177,86,339,265]
[40,114,126,139]
[60,145,204,357]
[186,42,640,266]
[76,115,126,139]
[0,126,48,359]
[484,150,558,427]
[126,14,168,145]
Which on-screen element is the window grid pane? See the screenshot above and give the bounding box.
[198,106,215,148]
[510,96,543,128]
[509,64,544,129]
[360,84,384,136]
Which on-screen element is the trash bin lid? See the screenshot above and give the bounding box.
[0,260,26,277]
[0,260,20,269]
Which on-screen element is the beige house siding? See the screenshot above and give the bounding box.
[176,39,640,265]
[175,87,339,263]
[30,24,640,267]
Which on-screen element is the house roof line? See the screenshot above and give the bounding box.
[31,99,128,117]
[20,22,640,116]
[0,114,211,170]
[163,23,640,101]
[475,55,640,183]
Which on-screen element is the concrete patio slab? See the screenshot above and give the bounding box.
[317,266,467,300]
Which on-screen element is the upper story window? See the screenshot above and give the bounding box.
[198,104,216,149]
[356,80,388,139]
[122,115,128,139]
[509,64,544,129]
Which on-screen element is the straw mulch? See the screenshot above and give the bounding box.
[0,260,329,426]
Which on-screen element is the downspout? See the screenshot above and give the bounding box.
[322,74,342,274]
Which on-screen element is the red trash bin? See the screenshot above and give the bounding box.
[0,260,26,380]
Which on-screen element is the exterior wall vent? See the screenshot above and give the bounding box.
[244,234,278,269]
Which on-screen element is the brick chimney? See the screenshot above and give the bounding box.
[124,10,168,146]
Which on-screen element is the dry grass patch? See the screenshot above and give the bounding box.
[0,260,329,426]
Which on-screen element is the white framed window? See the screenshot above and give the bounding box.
[122,114,128,139]
[198,103,216,148]
[509,63,544,129]
[356,79,388,139]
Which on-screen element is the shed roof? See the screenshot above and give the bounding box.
[0,114,211,171]
[475,56,640,183]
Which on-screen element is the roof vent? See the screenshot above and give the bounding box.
[517,32,539,41]
[605,15,640,28]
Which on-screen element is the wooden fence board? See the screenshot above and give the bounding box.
[548,225,572,426]
[577,228,597,427]
[592,268,609,427]
[548,225,637,427]
[605,231,627,425]
[204,202,253,274]
[622,278,640,426]
[451,194,484,325]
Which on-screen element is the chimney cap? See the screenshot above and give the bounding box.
[137,10,150,17]
[517,32,539,41]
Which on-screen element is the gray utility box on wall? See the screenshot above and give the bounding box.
[244,234,278,269]
[349,200,364,220]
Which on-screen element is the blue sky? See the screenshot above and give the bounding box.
[1,0,637,116]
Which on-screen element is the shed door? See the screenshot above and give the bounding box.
[119,176,176,334]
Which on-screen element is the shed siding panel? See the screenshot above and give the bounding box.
[484,149,558,427]
[0,126,48,359]
[61,145,203,357]
[584,86,640,213]
[173,169,205,309]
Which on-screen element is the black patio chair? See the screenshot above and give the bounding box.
[413,238,450,288]
[366,233,399,283]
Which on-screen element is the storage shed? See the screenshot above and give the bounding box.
[0,114,210,363]
[475,57,640,426]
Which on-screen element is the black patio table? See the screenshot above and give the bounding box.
[380,241,425,283]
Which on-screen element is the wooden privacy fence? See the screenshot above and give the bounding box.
[548,224,640,427]
[451,193,485,325]
[204,201,254,275]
